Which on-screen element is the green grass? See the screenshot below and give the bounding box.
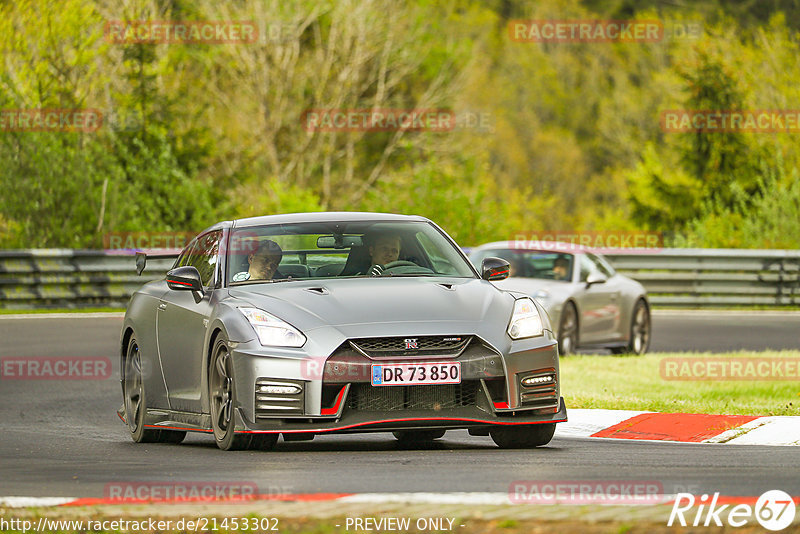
[560,351,800,416]
[0,307,124,314]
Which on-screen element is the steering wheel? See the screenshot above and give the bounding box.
[382,260,419,269]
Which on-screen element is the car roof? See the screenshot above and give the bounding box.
[231,212,430,228]
[471,240,585,254]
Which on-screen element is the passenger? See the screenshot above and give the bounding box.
[247,240,284,280]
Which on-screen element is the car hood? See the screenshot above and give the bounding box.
[227,277,514,333]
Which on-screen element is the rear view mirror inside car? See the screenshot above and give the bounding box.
[316,235,363,248]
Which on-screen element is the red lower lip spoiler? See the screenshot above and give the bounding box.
[237,416,567,434]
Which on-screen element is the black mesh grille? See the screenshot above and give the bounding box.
[347,382,479,412]
[350,335,471,357]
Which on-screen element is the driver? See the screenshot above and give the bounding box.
[553,256,570,281]
[246,240,284,280]
[362,233,402,276]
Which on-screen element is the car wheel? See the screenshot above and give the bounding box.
[558,302,578,355]
[610,299,651,355]
[123,336,186,444]
[628,299,651,355]
[392,430,446,443]
[490,423,556,448]
[209,335,277,451]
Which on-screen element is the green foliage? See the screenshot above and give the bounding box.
[0,134,110,247]
[2,0,800,250]
[627,143,704,231]
[681,150,800,248]
[361,154,501,245]
[674,40,759,208]
[229,179,324,219]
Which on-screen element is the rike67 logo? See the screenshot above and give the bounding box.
[668,490,796,531]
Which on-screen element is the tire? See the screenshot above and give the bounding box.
[490,423,556,449]
[392,430,446,443]
[209,335,277,451]
[627,299,651,355]
[610,300,651,355]
[123,336,186,444]
[557,302,579,356]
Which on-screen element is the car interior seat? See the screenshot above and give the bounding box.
[339,245,372,276]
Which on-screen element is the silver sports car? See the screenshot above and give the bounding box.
[469,241,651,356]
[118,213,567,450]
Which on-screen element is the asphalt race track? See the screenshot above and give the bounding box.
[1,312,799,500]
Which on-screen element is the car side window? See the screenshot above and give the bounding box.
[186,231,221,287]
[579,255,598,282]
[587,253,614,277]
[175,240,196,268]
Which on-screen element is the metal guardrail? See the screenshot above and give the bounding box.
[604,249,800,307]
[0,250,176,309]
[0,248,798,309]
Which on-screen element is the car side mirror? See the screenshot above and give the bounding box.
[481,257,510,281]
[586,272,607,286]
[166,266,203,292]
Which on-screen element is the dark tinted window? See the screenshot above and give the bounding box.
[186,230,221,287]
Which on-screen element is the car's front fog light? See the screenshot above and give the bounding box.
[521,374,555,387]
[259,384,302,394]
[507,298,544,339]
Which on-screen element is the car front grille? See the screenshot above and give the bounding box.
[347,381,479,412]
[349,335,472,358]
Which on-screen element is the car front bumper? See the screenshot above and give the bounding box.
[229,333,566,434]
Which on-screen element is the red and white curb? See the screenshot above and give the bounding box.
[556,409,800,445]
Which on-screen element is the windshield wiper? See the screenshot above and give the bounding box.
[231,278,296,286]
[384,272,438,277]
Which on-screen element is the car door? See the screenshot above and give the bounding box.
[156,230,221,413]
[575,253,622,344]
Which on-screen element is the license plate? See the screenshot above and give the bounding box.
[371,362,461,386]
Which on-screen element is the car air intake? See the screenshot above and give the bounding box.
[347,382,479,411]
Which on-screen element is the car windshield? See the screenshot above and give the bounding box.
[226,220,476,284]
[471,249,574,282]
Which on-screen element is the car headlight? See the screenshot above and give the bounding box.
[238,307,306,347]
[507,297,544,339]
